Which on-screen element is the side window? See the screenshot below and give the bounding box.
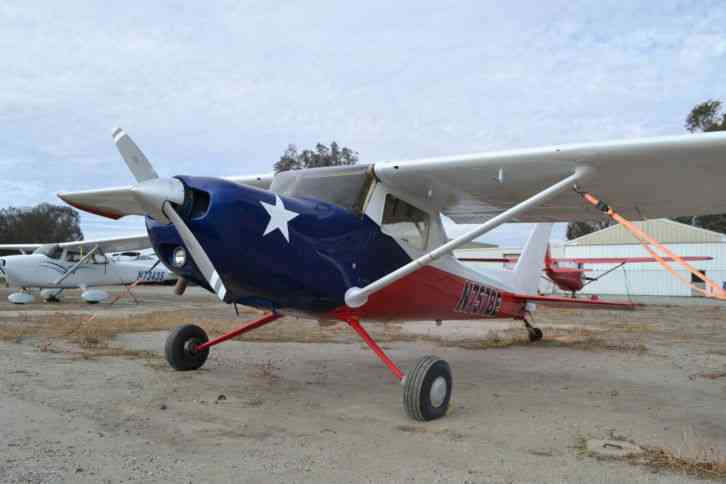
[93,254,108,264]
[381,194,430,250]
[66,251,82,262]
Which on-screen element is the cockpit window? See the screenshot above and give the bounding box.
[34,245,62,259]
[381,194,430,250]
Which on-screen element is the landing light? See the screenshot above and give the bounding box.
[172,247,186,267]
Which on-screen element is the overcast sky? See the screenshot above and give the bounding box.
[1,1,725,245]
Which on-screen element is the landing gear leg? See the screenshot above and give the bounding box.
[165,312,282,371]
[523,315,543,342]
[344,316,452,421]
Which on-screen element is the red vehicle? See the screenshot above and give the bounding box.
[459,247,712,297]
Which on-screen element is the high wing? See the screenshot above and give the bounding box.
[0,234,150,255]
[0,243,43,253]
[372,132,726,223]
[60,133,726,225]
[58,174,273,220]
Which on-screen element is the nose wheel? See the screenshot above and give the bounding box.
[165,324,210,371]
[164,313,283,371]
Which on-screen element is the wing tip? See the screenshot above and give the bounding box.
[112,127,126,143]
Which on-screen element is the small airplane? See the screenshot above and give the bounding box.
[58,128,726,421]
[459,247,713,297]
[0,235,170,303]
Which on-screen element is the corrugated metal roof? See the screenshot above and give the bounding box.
[566,218,726,245]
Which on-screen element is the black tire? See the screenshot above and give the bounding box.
[528,327,543,342]
[403,355,452,421]
[165,324,209,371]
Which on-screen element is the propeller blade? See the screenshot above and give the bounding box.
[162,202,227,302]
[58,186,145,219]
[112,128,159,182]
[63,128,228,302]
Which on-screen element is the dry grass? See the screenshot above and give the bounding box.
[578,430,726,481]
[696,371,726,380]
[0,309,244,360]
[432,329,647,354]
[0,300,651,364]
[0,306,648,363]
[638,446,726,480]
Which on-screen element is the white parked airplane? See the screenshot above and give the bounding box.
[0,235,170,304]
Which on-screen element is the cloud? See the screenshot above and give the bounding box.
[1,0,725,242]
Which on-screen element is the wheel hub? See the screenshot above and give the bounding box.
[184,339,199,356]
[429,376,448,408]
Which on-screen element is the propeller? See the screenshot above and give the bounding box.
[111,128,228,302]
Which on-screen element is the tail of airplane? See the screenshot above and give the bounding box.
[512,223,553,295]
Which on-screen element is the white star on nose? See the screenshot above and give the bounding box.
[260,195,299,242]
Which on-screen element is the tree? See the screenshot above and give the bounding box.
[685,100,726,132]
[0,203,83,250]
[274,141,358,173]
[673,100,726,233]
[568,99,726,238]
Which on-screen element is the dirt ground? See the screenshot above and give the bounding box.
[1,286,726,483]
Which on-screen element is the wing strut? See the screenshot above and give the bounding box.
[578,191,726,300]
[54,245,99,285]
[344,168,590,308]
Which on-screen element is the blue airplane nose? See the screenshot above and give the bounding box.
[146,175,411,313]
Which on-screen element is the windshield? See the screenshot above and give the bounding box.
[270,164,373,213]
[34,245,63,259]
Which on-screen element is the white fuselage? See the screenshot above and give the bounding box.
[0,254,172,289]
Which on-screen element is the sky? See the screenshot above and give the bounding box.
[1,0,725,246]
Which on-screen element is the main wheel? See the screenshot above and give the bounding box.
[165,324,209,371]
[403,355,452,421]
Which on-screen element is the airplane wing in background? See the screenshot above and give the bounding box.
[0,234,151,255]
[55,234,151,254]
[0,243,43,253]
